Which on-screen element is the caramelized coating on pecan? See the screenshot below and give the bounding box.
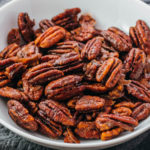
[45,75,85,101]
[75,121,100,139]
[124,48,146,80]
[52,8,81,30]
[18,12,35,42]
[0,86,28,102]
[101,27,132,52]
[40,55,60,63]
[0,72,10,87]
[7,100,38,131]
[38,100,75,126]
[75,95,105,112]
[7,28,22,45]
[64,128,80,143]
[112,107,132,116]
[126,80,150,103]
[35,26,66,48]
[129,20,150,54]
[101,128,124,141]
[132,103,150,121]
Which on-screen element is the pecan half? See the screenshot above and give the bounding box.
[124,48,146,80]
[18,12,35,42]
[125,80,150,103]
[45,75,85,101]
[96,57,123,88]
[0,72,10,87]
[38,100,75,126]
[52,8,81,30]
[7,100,38,131]
[75,95,105,112]
[112,107,132,116]
[0,86,28,102]
[81,36,103,60]
[7,28,22,45]
[35,26,66,48]
[64,128,80,143]
[129,20,150,54]
[75,121,100,139]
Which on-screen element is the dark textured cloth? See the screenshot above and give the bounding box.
[0,0,150,149]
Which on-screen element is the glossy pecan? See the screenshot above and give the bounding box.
[114,101,139,109]
[124,48,146,80]
[129,20,150,54]
[64,128,80,143]
[0,72,10,87]
[45,75,85,101]
[7,28,22,45]
[101,128,123,141]
[22,79,43,101]
[81,37,103,60]
[112,107,132,116]
[75,121,100,139]
[132,103,150,121]
[125,80,150,103]
[7,100,38,131]
[35,26,66,48]
[5,63,26,80]
[96,57,123,88]
[39,19,55,32]
[38,99,75,126]
[52,8,81,30]
[0,86,28,102]
[18,12,35,42]
[23,62,64,85]
[101,27,132,52]
[75,95,105,112]
[40,55,60,63]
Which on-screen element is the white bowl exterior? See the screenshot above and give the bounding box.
[0,0,150,149]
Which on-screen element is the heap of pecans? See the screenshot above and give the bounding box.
[0,7,150,143]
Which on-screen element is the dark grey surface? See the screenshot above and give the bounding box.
[0,0,150,149]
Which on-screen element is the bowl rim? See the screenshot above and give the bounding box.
[0,0,150,148]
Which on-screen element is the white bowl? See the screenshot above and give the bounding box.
[0,0,150,149]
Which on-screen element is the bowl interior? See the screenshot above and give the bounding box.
[0,0,150,149]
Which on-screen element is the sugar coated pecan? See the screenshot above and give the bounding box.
[75,95,105,112]
[112,107,132,116]
[75,121,100,139]
[35,26,66,48]
[18,12,35,42]
[38,100,75,126]
[7,100,38,131]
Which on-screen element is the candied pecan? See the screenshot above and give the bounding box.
[112,107,132,116]
[101,128,123,141]
[64,128,80,143]
[22,79,43,101]
[75,95,105,112]
[124,48,146,80]
[39,19,55,32]
[129,20,150,54]
[18,12,35,42]
[75,121,100,139]
[45,75,85,101]
[48,41,84,55]
[101,27,132,52]
[35,26,66,48]
[84,60,101,81]
[5,63,26,80]
[23,62,64,85]
[0,57,18,70]
[0,72,10,87]
[38,100,75,126]
[36,117,62,138]
[132,103,150,121]
[96,57,123,89]
[17,42,42,66]
[7,28,22,45]
[52,8,81,30]
[115,101,136,108]
[40,55,60,63]
[0,86,28,102]
[125,80,150,103]
[7,100,38,131]
[81,37,103,60]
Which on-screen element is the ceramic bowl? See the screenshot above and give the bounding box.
[0,0,150,149]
